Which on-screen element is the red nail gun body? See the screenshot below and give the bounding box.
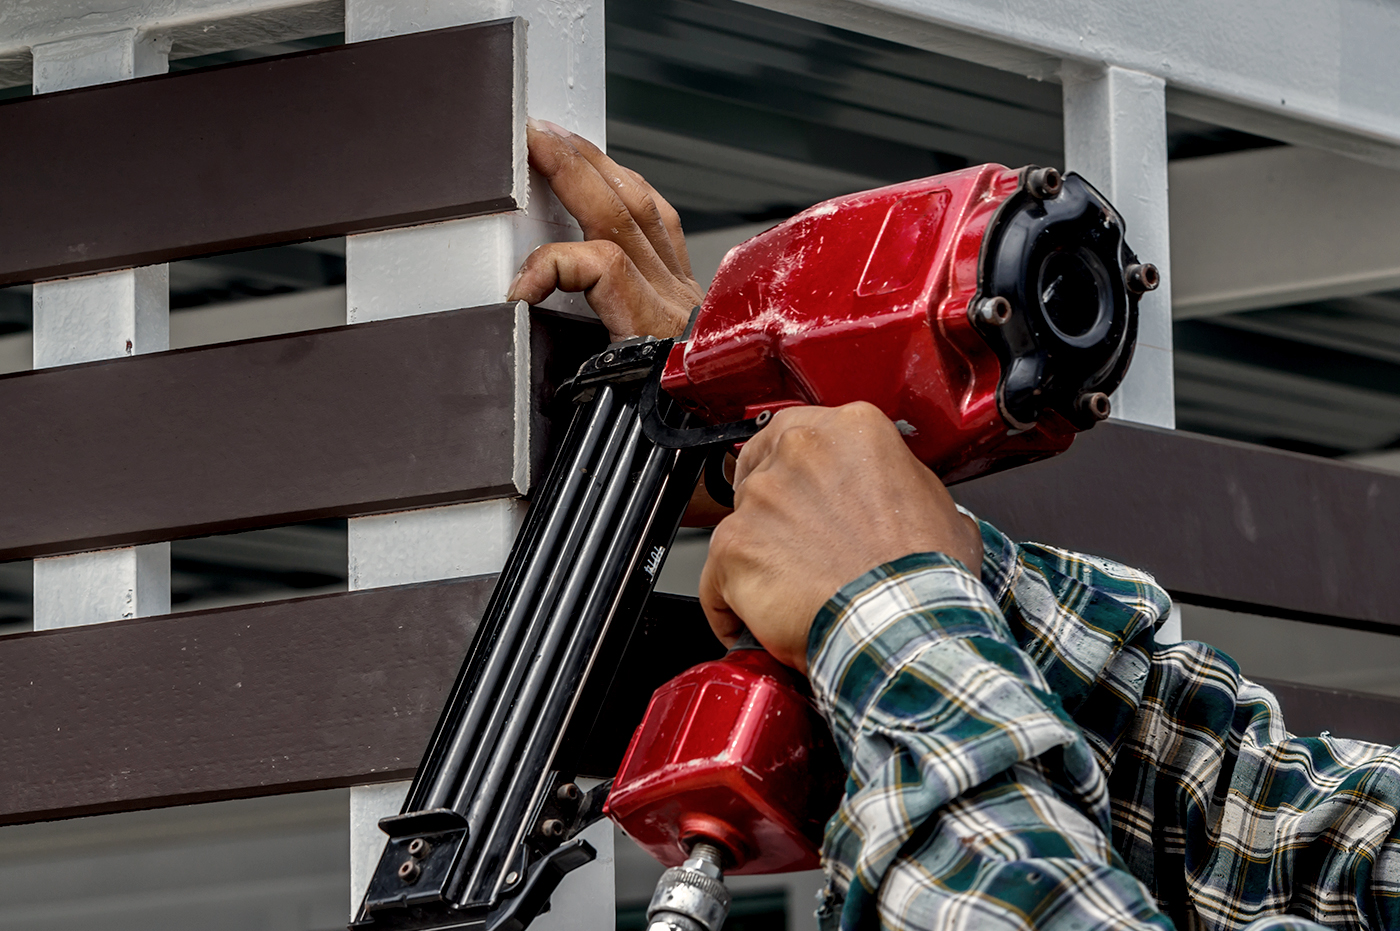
[608,164,1151,891]
[351,163,1153,931]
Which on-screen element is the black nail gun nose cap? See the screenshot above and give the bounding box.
[970,169,1142,431]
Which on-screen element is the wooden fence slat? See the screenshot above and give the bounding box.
[0,577,491,825]
[0,584,716,826]
[0,304,604,560]
[0,20,519,287]
[953,422,1400,632]
[0,583,1391,827]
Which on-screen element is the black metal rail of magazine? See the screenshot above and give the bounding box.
[352,337,761,931]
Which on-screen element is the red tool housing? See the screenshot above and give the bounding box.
[604,647,842,873]
[611,164,1150,876]
[660,163,1143,483]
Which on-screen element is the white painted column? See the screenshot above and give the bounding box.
[30,29,172,631]
[1063,63,1175,429]
[343,2,611,925]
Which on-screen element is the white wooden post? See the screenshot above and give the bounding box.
[1062,63,1175,432]
[1063,63,1181,643]
[343,2,613,925]
[29,28,172,631]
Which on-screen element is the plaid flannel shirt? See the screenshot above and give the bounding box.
[806,517,1400,931]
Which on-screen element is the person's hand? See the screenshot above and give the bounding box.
[507,121,704,342]
[698,403,983,673]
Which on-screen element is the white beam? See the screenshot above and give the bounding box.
[1064,63,1174,429]
[1171,146,1400,319]
[737,0,1400,169]
[32,546,169,629]
[0,0,339,62]
[31,266,168,367]
[342,1,609,924]
[29,27,172,632]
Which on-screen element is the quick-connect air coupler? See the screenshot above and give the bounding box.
[645,842,732,931]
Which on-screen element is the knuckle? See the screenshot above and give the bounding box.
[766,406,808,433]
[775,424,820,456]
[738,469,777,505]
[708,520,738,558]
[841,400,885,423]
[601,199,635,232]
[656,197,683,228]
[636,193,663,226]
[591,238,628,267]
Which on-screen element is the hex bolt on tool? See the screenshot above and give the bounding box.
[352,164,1154,931]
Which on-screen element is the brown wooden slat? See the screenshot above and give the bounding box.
[0,21,519,286]
[953,422,1400,632]
[2,580,1393,827]
[1256,679,1400,745]
[0,304,605,560]
[0,585,714,827]
[0,577,491,826]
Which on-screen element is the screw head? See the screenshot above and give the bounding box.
[972,295,1012,327]
[1026,166,1063,199]
[1076,391,1112,422]
[398,859,422,884]
[505,871,520,886]
[754,410,774,428]
[602,350,616,363]
[407,838,430,860]
[1125,263,1160,294]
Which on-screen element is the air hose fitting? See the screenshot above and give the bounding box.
[645,842,732,931]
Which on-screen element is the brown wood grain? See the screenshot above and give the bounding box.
[0,583,1391,827]
[0,304,605,560]
[954,422,1400,633]
[0,577,493,825]
[0,21,519,286]
[0,585,716,826]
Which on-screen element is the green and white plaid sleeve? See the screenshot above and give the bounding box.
[804,527,1397,931]
[806,551,1175,931]
[975,519,1400,930]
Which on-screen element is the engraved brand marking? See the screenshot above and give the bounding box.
[643,545,666,578]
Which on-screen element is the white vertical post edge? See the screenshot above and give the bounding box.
[1157,604,1184,645]
[1063,63,1175,430]
[29,28,172,632]
[33,546,171,630]
[534,801,615,931]
[349,781,412,914]
[344,0,609,923]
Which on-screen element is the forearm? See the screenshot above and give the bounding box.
[978,519,1392,930]
[806,552,1173,931]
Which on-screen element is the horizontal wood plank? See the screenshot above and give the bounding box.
[0,583,1392,827]
[953,422,1400,633]
[1258,679,1400,746]
[0,578,493,826]
[0,304,605,560]
[0,584,716,826]
[0,21,519,286]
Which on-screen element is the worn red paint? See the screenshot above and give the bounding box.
[661,164,1077,483]
[606,647,842,873]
